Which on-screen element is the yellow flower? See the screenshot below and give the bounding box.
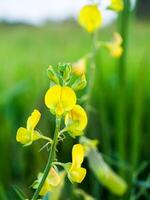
[107,32,123,58]
[39,168,60,196]
[65,105,87,137]
[109,0,124,12]
[78,4,102,33]
[45,85,76,116]
[72,58,86,76]
[16,109,50,146]
[68,144,86,183]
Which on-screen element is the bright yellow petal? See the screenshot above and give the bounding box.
[27,109,41,130]
[109,0,124,12]
[39,181,50,196]
[68,144,86,183]
[45,85,76,115]
[16,127,31,145]
[45,85,61,110]
[61,87,77,113]
[71,144,85,169]
[65,105,87,136]
[78,4,102,33]
[69,167,86,183]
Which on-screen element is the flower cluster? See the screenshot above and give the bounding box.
[15,1,127,198]
[78,2,124,58]
[16,63,87,197]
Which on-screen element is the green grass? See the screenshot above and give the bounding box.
[0,20,150,199]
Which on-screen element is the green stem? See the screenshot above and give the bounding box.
[116,0,131,175]
[130,56,146,170]
[32,117,61,200]
[85,32,101,199]
[85,32,97,117]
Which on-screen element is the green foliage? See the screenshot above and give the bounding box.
[0,20,150,199]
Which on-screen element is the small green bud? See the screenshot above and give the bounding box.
[72,74,87,91]
[63,64,72,82]
[47,65,59,84]
[57,63,72,83]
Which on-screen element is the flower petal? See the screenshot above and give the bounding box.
[45,85,62,110]
[69,167,86,183]
[27,109,41,130]
[72,58,86,76]
[109,0,124,12]
[39,168,60,196]
[72,144,85,169]
[65,105,87,137]
[16,127,31,145]
[78,5,102,33]
[45,85,76,115]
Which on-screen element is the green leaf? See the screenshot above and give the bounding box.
[13,185,27,200]
[0,184,7,200]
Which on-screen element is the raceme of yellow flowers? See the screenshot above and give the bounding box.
[78,1,123,33]
[78,2,124,58]
[15,1,126,198]
[16,63,87,197]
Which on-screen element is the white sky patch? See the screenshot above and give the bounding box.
[0,0,135,26]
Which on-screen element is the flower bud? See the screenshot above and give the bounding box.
[72,74,87,91]
[47,65,59,84]
[72,58,86,76]
[63,63,72,82]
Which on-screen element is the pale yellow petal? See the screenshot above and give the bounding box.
[32,130,43,142]
[113,32,123,45]
[72,58,86,76]
[39,167,60,196]
[47,168,61,187]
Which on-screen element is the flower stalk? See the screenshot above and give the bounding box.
[32,116,61,200]
[116,0,131,176]
[85,32,97,116]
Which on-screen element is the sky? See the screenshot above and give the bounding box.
[0,0,136,26]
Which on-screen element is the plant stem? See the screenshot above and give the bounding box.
[116,0,131,175]
[85,32,101,199]
[130,56,147,170]
[85,32,97,117]
[32,117,61,200]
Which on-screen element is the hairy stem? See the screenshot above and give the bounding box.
[32,117,61,200]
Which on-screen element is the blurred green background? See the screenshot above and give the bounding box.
[0,2,150,199]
